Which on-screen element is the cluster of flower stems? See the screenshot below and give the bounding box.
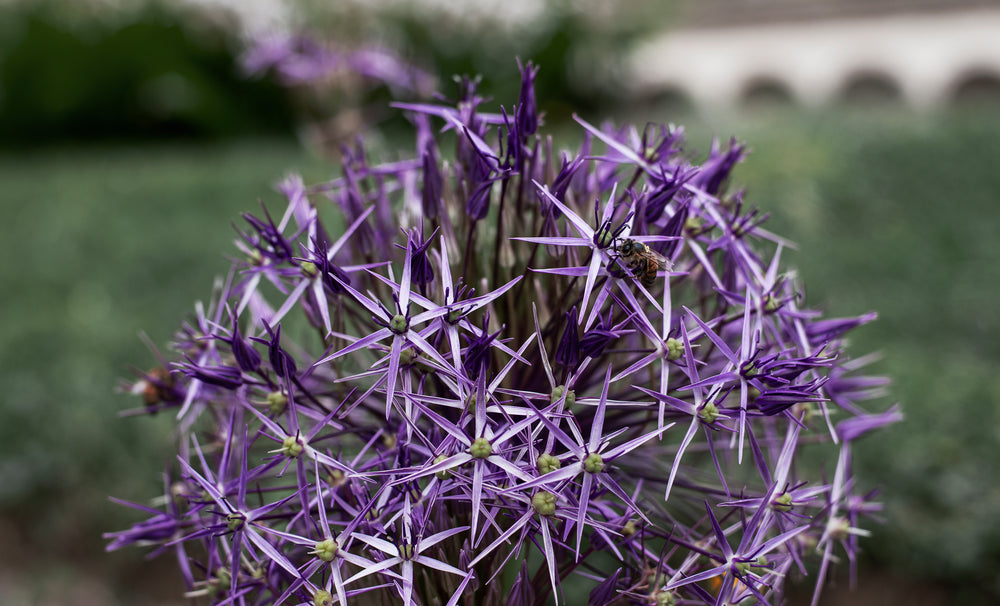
[107,60,901,606]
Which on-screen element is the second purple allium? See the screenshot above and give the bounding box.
[108,60,900,606]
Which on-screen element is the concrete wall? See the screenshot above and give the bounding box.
[629,7,1000,110]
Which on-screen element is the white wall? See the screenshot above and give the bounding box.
[630,8,1000,109]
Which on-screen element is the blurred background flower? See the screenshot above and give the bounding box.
[1,0,998,604]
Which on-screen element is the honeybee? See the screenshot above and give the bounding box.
[615,238,670,287]
[131,366,178,408]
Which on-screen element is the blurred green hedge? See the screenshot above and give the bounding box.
[0,3,295,145]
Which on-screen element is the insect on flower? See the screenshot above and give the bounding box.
[614,238,671,287]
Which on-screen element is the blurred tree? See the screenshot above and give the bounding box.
[0,2,296,146]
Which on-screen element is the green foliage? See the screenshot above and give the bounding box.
[357,4,660,122]
[0,2,295,145]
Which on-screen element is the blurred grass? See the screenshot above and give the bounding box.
[0,139,327,604]
[686,107,1000,601]
[1,106,999,603]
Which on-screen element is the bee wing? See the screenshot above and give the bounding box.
[645,247,672,270]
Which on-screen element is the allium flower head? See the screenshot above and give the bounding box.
[109,59,898,606]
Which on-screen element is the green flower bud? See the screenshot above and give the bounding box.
[537,453,561,475]
[684,215,703,235]
[736,555,768,577]
[226,512,245,532]
[401,346,419,365]
[299,261,318,278]
[469,437,492,459]
[280,435,305,458]
[652,590,676,606]
[531,491,557,517]
[665,337,684,361]
[214,566,231,589]
[326,469,347,488]
[311,538,339,562]
[699,402,720,424]
[434,454,452,480]
[583,452,605,474]
[389,314,409,334]
[771,492,793,512]
[829,517,851,541]
[266,390,288,415]
[550,385,576,406]
[622,519,639,538]
[763,292,782,312]
[596,226,615,249]
[382,431,397,449]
